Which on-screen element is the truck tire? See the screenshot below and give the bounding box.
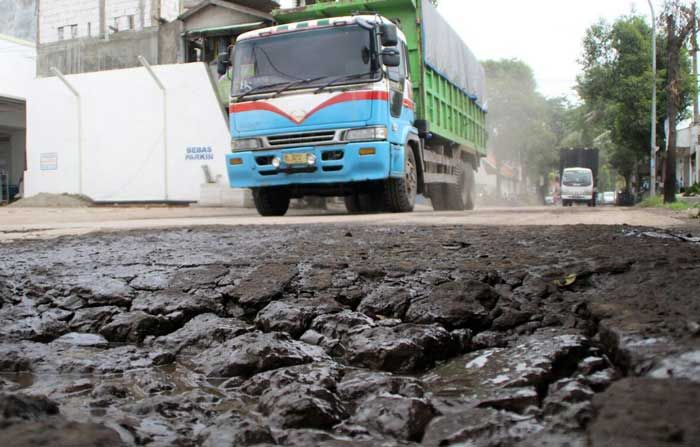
[344,194,362,214]
[463,161,476,210]
[443,160,476,211]
[344,191,384,214]
[429,185,449,211]
[383,148,417,213]
[253,188,290,216]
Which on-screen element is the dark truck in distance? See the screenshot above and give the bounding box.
[559,148,599,207]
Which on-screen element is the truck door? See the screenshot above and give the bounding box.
[387,42,414,126]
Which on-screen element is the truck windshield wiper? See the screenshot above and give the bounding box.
[271,76,328,98]
[313,72,373,94]
[233,85,276,102]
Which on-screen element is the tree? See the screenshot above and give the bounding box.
[483,59,567,200]
[662,0,696,202]
[577,13,694,194]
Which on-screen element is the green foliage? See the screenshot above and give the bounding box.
[483,59,566,183]
[684,183,700,195]
[577,14,696,185]
[640,194,696,210]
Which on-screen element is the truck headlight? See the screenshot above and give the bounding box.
[232,138,262,151]
[344,126,388,142]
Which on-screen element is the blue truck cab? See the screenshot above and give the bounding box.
[225,16,419,216]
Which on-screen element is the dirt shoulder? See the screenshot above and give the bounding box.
[0,205,691,242]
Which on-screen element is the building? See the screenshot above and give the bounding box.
[36,1,280,77]
[36,0,184,77]
[675,123,699,188]
[0,1,37,203]
[0,0,37,42]
[179,1,276,66]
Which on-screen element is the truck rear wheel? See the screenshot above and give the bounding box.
[253,188,290,216]
[429,184,449,211]
[433,160,475,211]
[383,148,417,213]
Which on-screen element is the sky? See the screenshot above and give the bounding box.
[437,0,656,99]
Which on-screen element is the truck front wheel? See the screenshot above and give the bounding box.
[344,192,384,214]
[253,188,290,216]
[383,148,417,213]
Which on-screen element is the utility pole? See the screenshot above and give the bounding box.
[649,0,657,197]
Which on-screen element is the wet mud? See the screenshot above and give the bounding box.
[0,224,699,446]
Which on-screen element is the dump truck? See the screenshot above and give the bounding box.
[222,0,488,216]
[559,148,599,207]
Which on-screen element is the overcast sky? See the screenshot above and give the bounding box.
[437,0,656,99]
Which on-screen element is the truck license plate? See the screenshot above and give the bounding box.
[283,153,310,165]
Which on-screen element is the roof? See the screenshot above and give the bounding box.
[237,15,406,41]
[179,0,275,22]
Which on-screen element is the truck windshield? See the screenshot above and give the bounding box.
[562,170,592,187]
[231,25,378,98]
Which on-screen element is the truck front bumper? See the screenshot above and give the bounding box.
[226,142,395,189]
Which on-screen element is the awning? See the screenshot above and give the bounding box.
[183,21,265,37]
[481,156,498,175]
[500,164,515,179]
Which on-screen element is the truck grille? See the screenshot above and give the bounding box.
[266,130,337,147]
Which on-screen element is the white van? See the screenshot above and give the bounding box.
[561,168,595,207]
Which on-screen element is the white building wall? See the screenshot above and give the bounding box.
[25,63,232,202]
[39,0,100,43]
[0,34,37,99]
[107,0,148,31]
[39,0,182,44]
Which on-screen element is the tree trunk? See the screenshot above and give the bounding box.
[665,13,679,203]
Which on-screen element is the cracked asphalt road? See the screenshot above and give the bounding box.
[0,209,699,446]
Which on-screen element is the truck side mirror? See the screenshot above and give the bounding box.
[217,52,230,76]
[381,48,401,67]
[380,23,398,47]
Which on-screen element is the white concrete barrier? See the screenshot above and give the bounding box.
[25,62,245,205]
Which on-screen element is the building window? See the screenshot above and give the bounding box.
[128,15,135,30]
[70,24,78,39]
[58,26,64,41]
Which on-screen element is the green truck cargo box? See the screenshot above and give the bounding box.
[274,0,488,156]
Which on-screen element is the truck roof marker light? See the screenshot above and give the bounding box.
[359,148,376,156]
[296,22,309,28]
[276,25,289,31]
[260,31,273,37]
[333,21,348,26]
[317,19,330,26]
